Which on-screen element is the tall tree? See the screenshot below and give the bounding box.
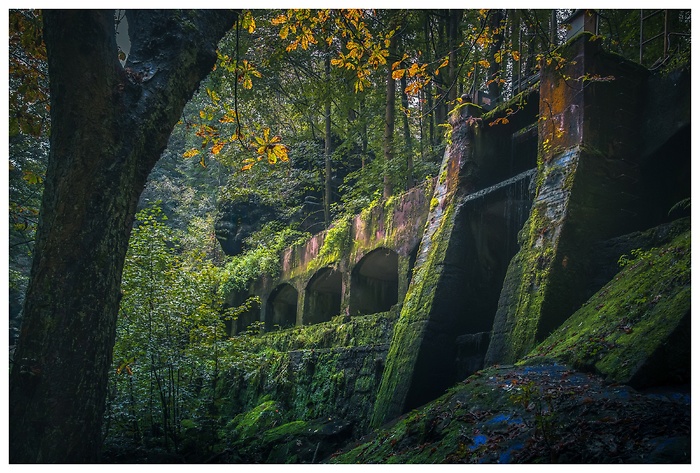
[324,46,333,226]
[9,10,236,462]
[382,30,398,199]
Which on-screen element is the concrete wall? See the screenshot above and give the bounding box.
[242,183,432,331]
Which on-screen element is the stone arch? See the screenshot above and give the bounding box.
[304,267,342,325]
[224,289,261,336]
[349,247,399,316]
[267,283,298,329]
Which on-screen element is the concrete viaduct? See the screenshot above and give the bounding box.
[225,183,432,334]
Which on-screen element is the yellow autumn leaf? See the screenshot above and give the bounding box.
[392,69,405,80]
[211,141,225,155]
[271,14,287,26]
[245,15,255,33]
[183,148,200,158]
[272,144,289,161]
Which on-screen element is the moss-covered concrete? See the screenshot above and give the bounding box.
[372,75,541,428]
[370,106,467,427]
[485,33,649,365]
[330,223,691,463]
[521,226,691,387]
[215,307,400,456]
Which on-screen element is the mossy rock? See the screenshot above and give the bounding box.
[521,227,691,387]
[241,417,353,463]
[225,398,286,443]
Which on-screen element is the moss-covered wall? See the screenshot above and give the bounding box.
[521,220,690,387]
[217,308,400,445]
[372,88,540,427]
[485,33,650,365]
[250,183,432,328]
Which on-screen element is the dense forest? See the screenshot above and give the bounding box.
[8,9,691,463]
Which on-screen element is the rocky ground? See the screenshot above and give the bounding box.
[329,363,690,463]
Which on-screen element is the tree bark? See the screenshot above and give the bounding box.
[399,74,413,190]
[383,32,398,200]
[447,9,462,105]
[9,10,236,463]
[488,9,505,102]
[324,49,332,226]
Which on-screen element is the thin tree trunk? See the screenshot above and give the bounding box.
[360,97,368,169]
[9,10,236,463]
[488,9,505,102]
[447,9,462,105]
[383,32,398,199]
[422,12,436,149]
[324,49,332,226]
[400,74,413,190]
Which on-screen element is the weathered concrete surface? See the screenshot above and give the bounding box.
[485,34,650,366]
[372,88,539,427]
[522,221,690,388]
[251,183,432,329]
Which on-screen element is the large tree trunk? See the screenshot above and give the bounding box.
[9,10,236,463]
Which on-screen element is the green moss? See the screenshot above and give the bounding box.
[429,197,440,211]
[261,420,309,444]
[481,84,537,123]
[521,230,691,384]
[225,398,285,442]
[372,194,458,427]
[309,215,353,270]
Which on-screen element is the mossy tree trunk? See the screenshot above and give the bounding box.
[9,10,236,463]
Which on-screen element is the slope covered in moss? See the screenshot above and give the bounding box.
[521,226,690,387]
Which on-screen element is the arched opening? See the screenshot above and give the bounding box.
[349,248,399,316]
[304,267,342,325]
[267,283,298,330]
[223,289,261,336]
